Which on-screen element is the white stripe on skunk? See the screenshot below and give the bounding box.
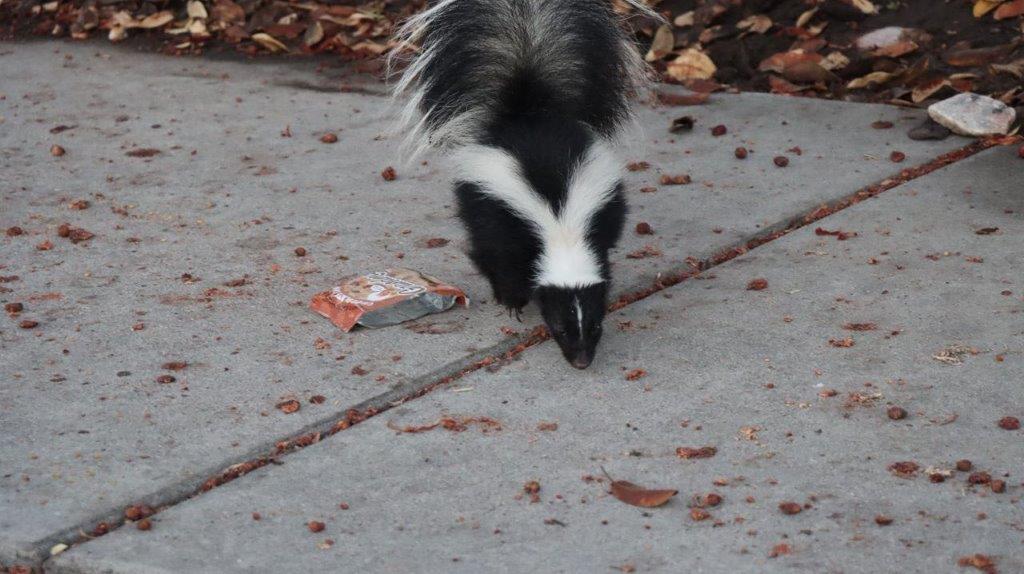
[452,139,622,288]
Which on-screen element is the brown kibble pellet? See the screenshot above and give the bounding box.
[997,416,1020,430]
[136,518,152,531]
[703,493,723,507]
[19,320,38,329]
[252,512,262,520]
[746,278,768,291]
[320,133,338,144]
[874,515,893,526]
[5,302,24,314]
[523,480,541,495]
[309,395,327,404]
[308,520,325,533]
[887,406,907,420]
[381,166,397,181]
[6,226,24,237]
[929,473,945,483]
[294,247,307,257]
[635,222,654,235]
[676,446,716,459]
[968,472,991,485]
[710,125,727,136]
[889,151,906,163]
[734,147,748,159]
[50,144,66,156]
[773,156,789,167]
[276,399,301,414]
[659,173,691,185]
[156,375,176,384]
[991,479,1006,493]
[57,223,71,238]
[690,508,711,521]
[956,460,972,472]
[778,502,802,515]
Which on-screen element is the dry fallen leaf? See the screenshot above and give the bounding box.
[645,24,674,62]
[912,77,952,103]
[251,32,288,53]
[666,49,716,81]
[796,7,818,28]
[994,0,1024,18]
[873,40,918,58]
[138,11,174,29]
[847,71,895,90]
[609,479,678,508]
[974,0,1006,18]
[758,50,823,74]
[212,0,245,24]
[673,11,694,28]
[944,43,1016,67]
[820,51,851,71]
[991,59,1024,78]
[737,14,772,34]
[849,0,879,14]
[186,0,207,20]
[304,21,324,47]
[783,61,834,83]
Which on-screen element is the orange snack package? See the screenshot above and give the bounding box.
[310,268,468,332]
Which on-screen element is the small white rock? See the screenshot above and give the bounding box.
[928,92,1016,137]
[855,27,905,51]
[855,27,930,51]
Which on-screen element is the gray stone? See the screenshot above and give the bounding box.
[50,145,1024,573]
[928,93,1016,137]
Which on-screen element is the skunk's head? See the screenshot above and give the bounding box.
[536,283,608,369]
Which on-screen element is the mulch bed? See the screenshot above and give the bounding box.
[1,0,1022,109]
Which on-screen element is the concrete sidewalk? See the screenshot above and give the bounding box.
[48,144,1024,574]
[0,40,1016,571]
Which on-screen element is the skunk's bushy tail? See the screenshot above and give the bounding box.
[389,0,655,156]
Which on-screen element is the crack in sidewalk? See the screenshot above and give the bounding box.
[23,136,1009,572]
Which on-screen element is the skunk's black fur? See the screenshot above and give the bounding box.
[391,0,651,368]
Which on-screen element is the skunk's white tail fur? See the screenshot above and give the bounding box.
[388,0,658,159]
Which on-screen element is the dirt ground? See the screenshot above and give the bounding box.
[1,0,1022,109]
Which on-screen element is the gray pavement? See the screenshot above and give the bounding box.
[48,144,1024,574]
[0,39,1016,572]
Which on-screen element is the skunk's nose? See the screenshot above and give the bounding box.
[571,354,592,370]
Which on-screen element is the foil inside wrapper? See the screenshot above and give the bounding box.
[310,268,468,332]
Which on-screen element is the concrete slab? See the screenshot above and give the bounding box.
[49,145,1023,573]
[0,40,970,563]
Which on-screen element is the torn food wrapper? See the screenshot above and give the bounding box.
[310,268,468,332]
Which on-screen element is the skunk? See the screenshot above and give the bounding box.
[390,0,653,369]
